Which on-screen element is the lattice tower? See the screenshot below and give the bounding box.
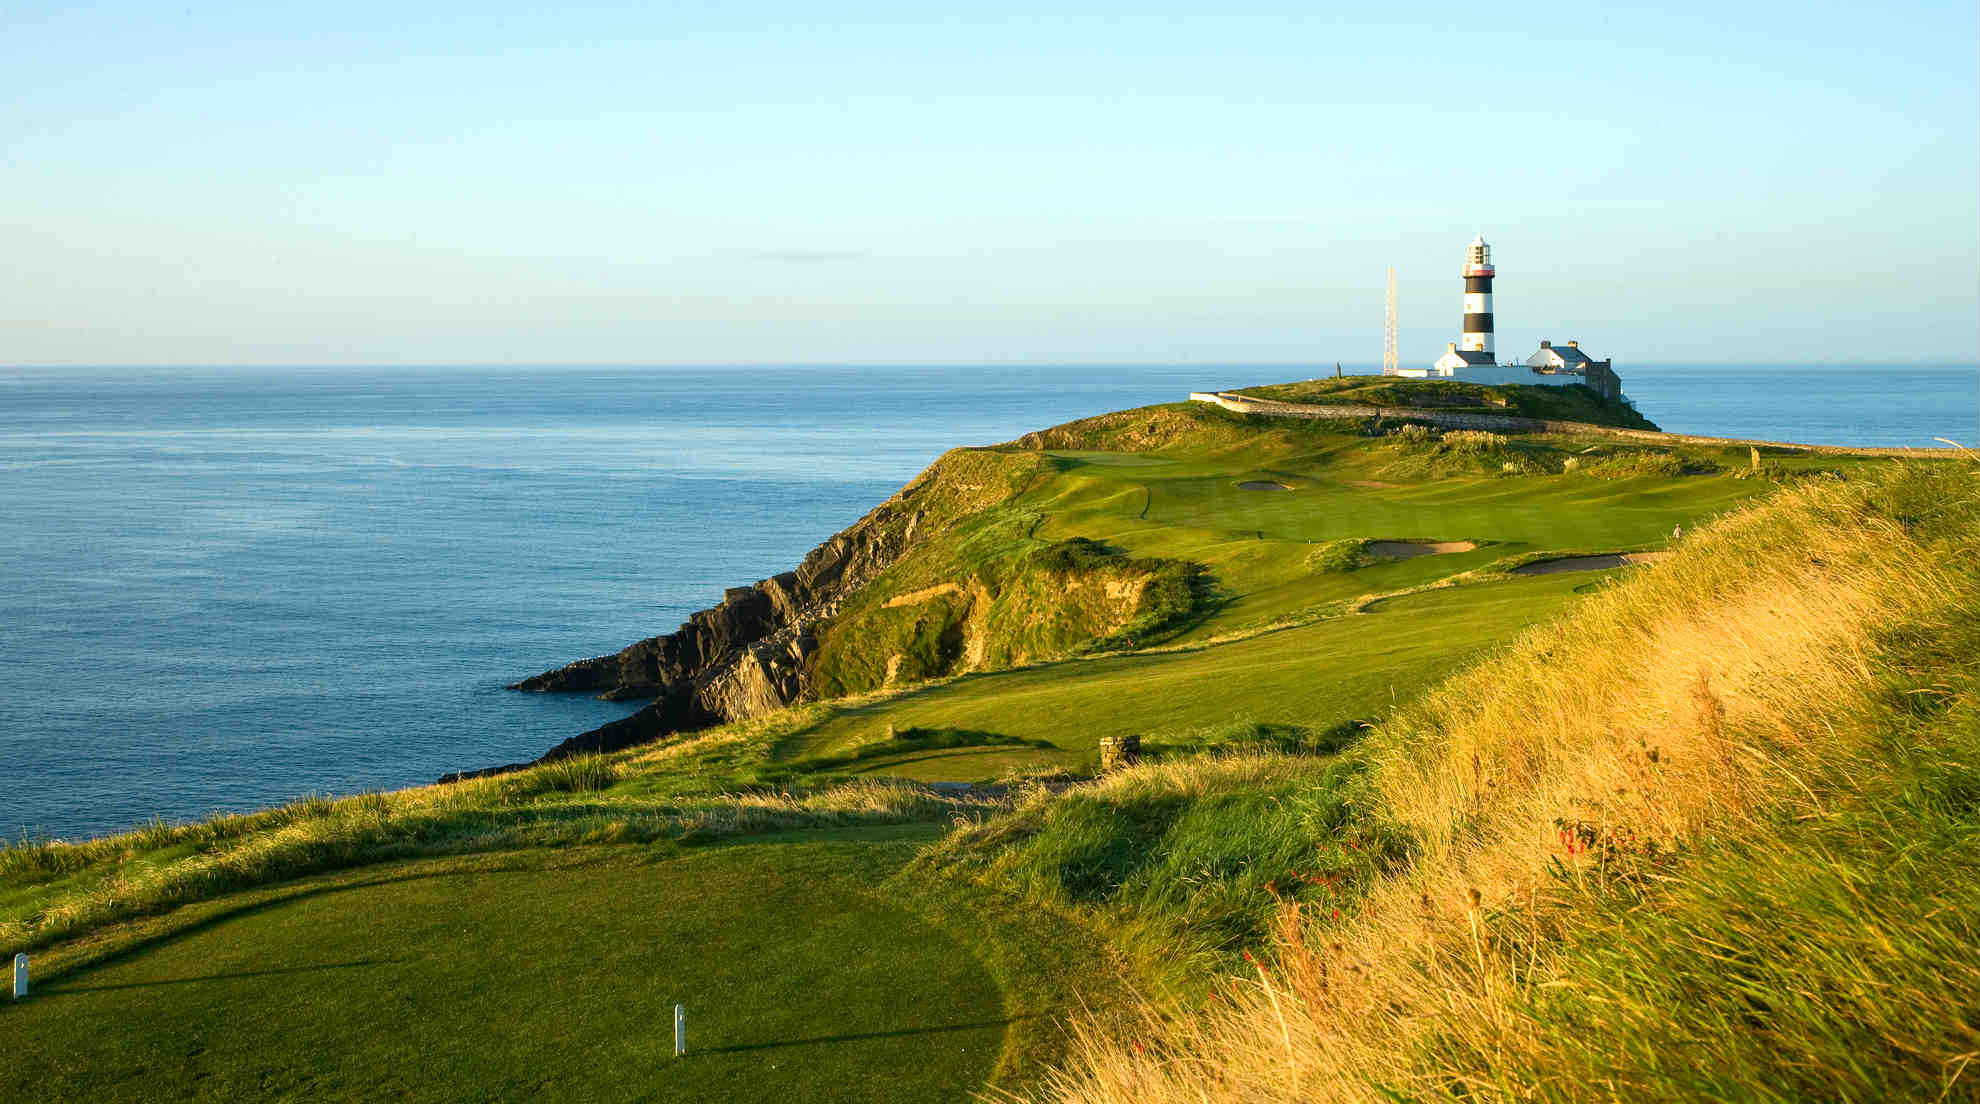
[1382,266,1399,375]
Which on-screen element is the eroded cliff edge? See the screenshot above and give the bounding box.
[467,447,1046,775]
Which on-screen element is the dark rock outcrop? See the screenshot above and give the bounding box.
[436,761,531,784]
[500,490,933,763]
[433,446,1039,783]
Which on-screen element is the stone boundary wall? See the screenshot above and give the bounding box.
[1189,392,1538,432]
[1186,392,1958,458]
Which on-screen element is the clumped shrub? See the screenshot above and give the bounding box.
[1386,423,1436,445]
[1583,450,1685,479]
[1442,429,1508,455]
[1027,536,1116,573]
[498,755,620,801]
[1305,539,1367,574]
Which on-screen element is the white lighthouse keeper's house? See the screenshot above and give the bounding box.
[1387,233,1627,401]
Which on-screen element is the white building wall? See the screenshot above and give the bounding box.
[1454,364,1580,388]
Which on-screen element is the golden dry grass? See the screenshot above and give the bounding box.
[1017,461,1980,1103]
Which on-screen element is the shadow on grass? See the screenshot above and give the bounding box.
[697,1015,1026,1056]
[47,958,403,995]
[31,862,555,983]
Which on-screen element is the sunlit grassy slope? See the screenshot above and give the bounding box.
[999,460,1979,1103]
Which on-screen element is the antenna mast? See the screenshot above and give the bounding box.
[1382,266,1399,376]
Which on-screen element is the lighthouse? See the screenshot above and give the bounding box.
[1431,234,1501,375]
[1461,234,1494,358]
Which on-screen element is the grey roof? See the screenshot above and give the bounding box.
[1545,344,1593,365]
[1455,350,1495,365]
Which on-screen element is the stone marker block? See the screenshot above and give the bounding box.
[1099,734,1141,772]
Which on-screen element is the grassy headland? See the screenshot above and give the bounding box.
[3,379,1967,1101]
[1228,376,1661,428]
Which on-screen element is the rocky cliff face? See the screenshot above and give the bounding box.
[512,519,919,761]
[495,447,1040,769]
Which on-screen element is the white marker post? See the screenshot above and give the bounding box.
[674,1004,686,1056]
[12,954,25,999]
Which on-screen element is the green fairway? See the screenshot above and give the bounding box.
[783,570,1612,767]
[2,838,1113,1103]
[1028,442,1763,640]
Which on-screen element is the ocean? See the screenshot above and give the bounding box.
[2,363,1973,841]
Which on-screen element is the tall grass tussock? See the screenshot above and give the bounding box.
[1018,461,1979,1102]
[924,748,1395,982]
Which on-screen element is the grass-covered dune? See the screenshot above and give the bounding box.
[3,380,1967,1102]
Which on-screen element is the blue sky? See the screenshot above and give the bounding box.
[3,2,1974,366]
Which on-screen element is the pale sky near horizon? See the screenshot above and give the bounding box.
[4,2,1975,367]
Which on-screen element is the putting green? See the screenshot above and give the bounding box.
[2,846,1012,1103]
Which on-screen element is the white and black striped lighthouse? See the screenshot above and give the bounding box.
[1461,234,1494,359]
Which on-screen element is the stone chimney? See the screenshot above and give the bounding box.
[1567,340,1578,348]
[1540,340,1551,348]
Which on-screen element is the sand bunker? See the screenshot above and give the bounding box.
[1238,481,1293,491]
[1512,551,1672,575]
[1366,540,1478,559]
